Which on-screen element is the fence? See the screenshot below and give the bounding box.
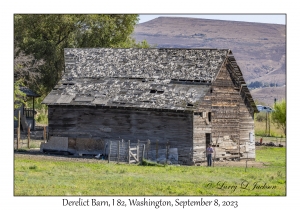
[23,108,34,118]
[107,139,178,165]
[14,125,48,150]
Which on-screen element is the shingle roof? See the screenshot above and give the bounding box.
[43,48,229,111]
[42,77,210,111]
[63,48,228,81]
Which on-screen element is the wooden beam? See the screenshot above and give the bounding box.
[17,110,20,150]
[33,97,35,130]
[137,139,140,162]
[142,144,145,161]
[27,126,30,149]
[117,141,120,163]
[129,151,138,162]
[128,140,130,164]
[43,126,47,143]
[108,141,111,163]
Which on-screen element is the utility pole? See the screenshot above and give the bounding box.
[268,112,271,136]
[265,112,268,136]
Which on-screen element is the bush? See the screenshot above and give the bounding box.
[140,159,165,167]
[255,112,266,122]
[271,100,286,136]
[29,165,37,170]
[36,113,48,125]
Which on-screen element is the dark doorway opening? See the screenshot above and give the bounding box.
[205,133,211,146]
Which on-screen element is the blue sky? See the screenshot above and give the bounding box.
[138,14,286,25]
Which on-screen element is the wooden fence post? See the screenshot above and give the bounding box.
[137,140,140,162]
[147,139,150,159]
[27,125,30,149]
[245,152,249,172]
[43,126,47,143]
[265,112,268,136]
[128,140,130,164]
[268,113,271,136]
[108,141,111,163]
[166,141,169,164]
[156,140,158,161]
[17,110,20,150]
[165,145,168,164]
[142,144,145,161]
[117,141,120,163]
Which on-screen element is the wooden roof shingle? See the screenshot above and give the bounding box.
[43,48,239,111]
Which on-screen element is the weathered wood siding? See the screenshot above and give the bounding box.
[192,57,256,162]
[212,62,240,141]
[193,112,211,162]
[48,106,194,164]
[209,59,255,160]
[239,102,255,158]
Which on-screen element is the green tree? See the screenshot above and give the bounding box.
[14,14,149,95]
[14,47,44,121]
[271,100,286,136]
[14,47,44,90]
[14,79,26,111]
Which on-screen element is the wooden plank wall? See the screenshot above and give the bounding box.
[192,85,212,163]
[209,62,244,160]
[48,106,194,164]
[239,102,255,159]
[207,59,255,160]
[212,64,240,141]
[193,112,211,163]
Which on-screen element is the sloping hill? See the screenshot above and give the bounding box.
[133,17,286,106]
[250,86,286,106]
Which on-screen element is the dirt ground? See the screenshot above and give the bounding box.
[14,150,108,163]
[14,149,267,168]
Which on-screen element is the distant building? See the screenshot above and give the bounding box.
[42,48,258,165]
[14,87,40,130]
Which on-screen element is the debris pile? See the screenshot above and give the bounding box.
[255,141,284,147]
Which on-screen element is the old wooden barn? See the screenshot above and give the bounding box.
[41,48,258,165]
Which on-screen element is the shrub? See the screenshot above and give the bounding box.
[29,165,37,170]
[36,113,48,125]
[140,159,165,167]
[255,112,266,122]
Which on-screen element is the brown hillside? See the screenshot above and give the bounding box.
[250,86,286,106]
[133,17,286,106]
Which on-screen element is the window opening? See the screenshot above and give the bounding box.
[208,112,212,122]
[194,112,202,117]
[63,82,74,85]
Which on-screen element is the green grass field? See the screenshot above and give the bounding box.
[14,147,286,196]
